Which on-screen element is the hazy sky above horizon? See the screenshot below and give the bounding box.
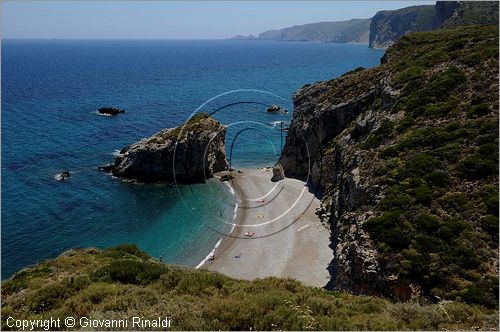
[2,1,434,39]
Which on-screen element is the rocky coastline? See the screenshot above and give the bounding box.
[277,25,499,305]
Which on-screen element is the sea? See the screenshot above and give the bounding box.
[1,39,383,279]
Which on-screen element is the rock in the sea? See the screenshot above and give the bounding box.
[271,163,285,182]
[98,107,125,116]
[102,113,228,183]
[266,104,288,114]
[55,171,71,181]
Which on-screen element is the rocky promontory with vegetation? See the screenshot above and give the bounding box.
[101,113,228,183]
[279,25,498,308]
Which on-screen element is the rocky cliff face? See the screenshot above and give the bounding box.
[279,25,499,306]
[439,1,499,28]
[104,113,228,183]
[279,65,396,294]
[369,1,499,49]
[369,5,439,49]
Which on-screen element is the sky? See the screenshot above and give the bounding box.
[2,1,434,39]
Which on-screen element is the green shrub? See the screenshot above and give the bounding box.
[462,276,499,308]
[426,96,460,117]
[447,39,468,51]
[2,266,51,293]
[396,116,416,133]
[424,171,451,188]
[397,127,446,151]
[364,210,410,249]
[393,66,424,87]
[436,219,469,241]
[432,142,464,162]
[414,213,441,233]
[93,259,167,285]
[159,268,182,289]
[378,190,412,210]
[478,142,498,159]
[175,271,226,296]
[484,191,499,216]
[477,118,498,135]
[446,121,461,132]
[438,192,468,212]
[459,154,497,179]
[482,215,499,239]
[360,121,394,149]
[379,146,399,159]
[106,244,150,260]
[467,102,490,118]
[413,184,433,206]
[28,282,71,313]
[81,283,119,304]
[426,67,467,98]
[399,153,441,179]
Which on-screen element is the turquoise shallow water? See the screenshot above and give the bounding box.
[1,39,383,279]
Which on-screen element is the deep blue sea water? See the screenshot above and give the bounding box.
[1,39,383,279]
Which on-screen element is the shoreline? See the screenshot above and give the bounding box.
[201,167,333,288]
[195,178,242,269]
[196,172,247,270]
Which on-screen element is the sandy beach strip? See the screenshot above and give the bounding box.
[203,168,333,288]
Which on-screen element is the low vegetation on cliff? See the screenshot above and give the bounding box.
[2,245,498,330]
[364,25,498,308]
[279,24,498,310]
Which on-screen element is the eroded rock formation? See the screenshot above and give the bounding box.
[102,113,228,183]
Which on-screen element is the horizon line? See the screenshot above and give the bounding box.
[1,38,371,44]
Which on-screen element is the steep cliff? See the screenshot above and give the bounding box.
[369,5,438,49]
[103,113,228,183]
[279,25,499,306]
[439,1,499,28]
[369,1,500,49]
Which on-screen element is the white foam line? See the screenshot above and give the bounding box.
[196,238,222,269]
[95,111,113,117]
[229,203,239,234]
[233,203,238,220]
[224,181,235,195]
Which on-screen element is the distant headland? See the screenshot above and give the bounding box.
[228,1,499,48]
